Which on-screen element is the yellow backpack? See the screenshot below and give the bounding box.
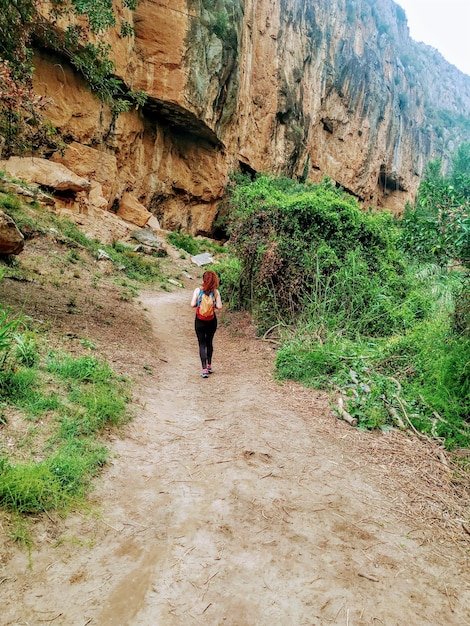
[196,290,215,321]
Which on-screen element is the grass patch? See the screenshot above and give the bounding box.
[0,437,107,514]
[106,242,164,281]
[276,302,470,449]
[167,230,226,256]
[63,383,129,436]
[0,190,49,236]
[0,323,131,532]
[167,230,200,255]
[46,352,115,383]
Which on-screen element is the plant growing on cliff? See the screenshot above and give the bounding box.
[0,57,63,158]
[120,20,135,38]
[202,0,238,46]
[43,3,145,113]
[70,0,116,32]
[0,0,144,155]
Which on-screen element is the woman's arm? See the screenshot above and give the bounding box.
[215,289,223,310]
[191,287,200,307]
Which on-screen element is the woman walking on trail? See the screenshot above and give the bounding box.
[191,270,223,378]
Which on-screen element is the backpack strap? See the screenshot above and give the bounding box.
[197,289,215,305]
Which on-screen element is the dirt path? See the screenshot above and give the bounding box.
[3,285,470,625]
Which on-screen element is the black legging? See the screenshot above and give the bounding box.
[195,316,217,369]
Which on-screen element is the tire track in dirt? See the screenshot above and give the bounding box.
[3,286,469,625]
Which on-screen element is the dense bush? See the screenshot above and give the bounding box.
[225,169,469,449]
[226,175,412,335]
[397,147,469,436]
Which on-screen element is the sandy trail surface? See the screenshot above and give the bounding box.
[2,285,470,625]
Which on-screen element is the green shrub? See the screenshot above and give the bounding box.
[167,230,200,255]
[212,256,242,310]
[398,151,470,267]
[229,171,469,447]
[226,174,408,333]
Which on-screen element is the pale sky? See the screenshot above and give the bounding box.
[396,0,470,75]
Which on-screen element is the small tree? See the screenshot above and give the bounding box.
[451,141,470,202]
[400,147,470,266]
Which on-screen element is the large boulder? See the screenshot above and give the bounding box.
[117,192,152,227]
[0,157,90,192]
[0,210,24,255]
[56,205,133,245]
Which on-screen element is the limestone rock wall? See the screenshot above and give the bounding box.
[28,0,470,234]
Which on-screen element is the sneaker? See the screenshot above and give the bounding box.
[207,364,213,373]
[201,369,209,378]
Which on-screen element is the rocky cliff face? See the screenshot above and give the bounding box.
[24,0,470,234]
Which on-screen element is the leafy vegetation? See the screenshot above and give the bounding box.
[400,145,470,266]
[223,155,470,450]
[167,230,201,256]
[225,174,408,334]
[201,0,238,43]
[0,57,64,158]
[213,256,242,311]
[0,306,130,528]
[167,230,226,257]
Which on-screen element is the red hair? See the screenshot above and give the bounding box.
[202,270,219,293]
